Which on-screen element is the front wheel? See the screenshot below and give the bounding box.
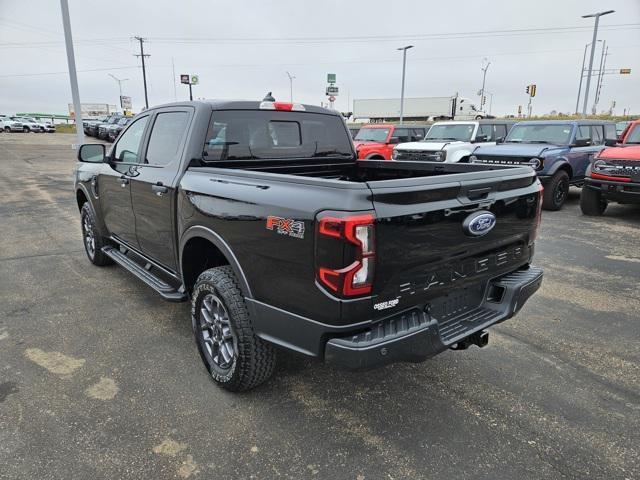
[192,266,276,392]
[543,171,570,211]
[475,115,483,120]
[3,126,9,133]
[80,203,113,266]
[22,126,29,133]
[580,187,607,216]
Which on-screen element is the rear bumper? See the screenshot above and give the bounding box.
[247,265,543,369]
[584,178,640,204]
[325,265,543,369]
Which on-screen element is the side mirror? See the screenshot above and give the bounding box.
[495,136,505,144]
[474,134,489,143]
[604,138,617,147]
[78,144,105,163]
[387,137,399,144]
[573,138,592,147]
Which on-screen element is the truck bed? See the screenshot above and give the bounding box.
[191,157,535,183]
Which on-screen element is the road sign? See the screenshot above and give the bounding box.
[329,95,336,102]
[180,74,190,85]
[620,68,631,75]
[327,73,336,84]
[326,85,339,96]
[191,74,199,85]
[120,96,132,110]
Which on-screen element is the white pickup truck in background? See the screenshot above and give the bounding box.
[392,120,515,163]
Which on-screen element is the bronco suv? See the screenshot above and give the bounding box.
[470,120,617,210]
[74,99,543,391]
[392,120,514,163]
[354,124,428,160]
[581,120,640,215]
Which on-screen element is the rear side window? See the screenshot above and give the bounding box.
[604,124,616,141]
[577,125,592,141]
[478,124,494,141]
[391,128,411,143]
[591,125,604,145]
[203,110,352,160]
[146,111,190,166]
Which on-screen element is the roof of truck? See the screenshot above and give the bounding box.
[142,100,340,116]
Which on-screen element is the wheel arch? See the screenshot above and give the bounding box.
[180,226,252,298]
[547,159,573,179]
[76,188,88,211]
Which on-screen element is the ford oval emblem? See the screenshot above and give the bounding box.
[463,211,496,237]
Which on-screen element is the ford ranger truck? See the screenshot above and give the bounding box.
[470,120,617,210]
[74,100,543,392]
[354,124,427,160]
[580,124,640,215]
[392,120,515,163]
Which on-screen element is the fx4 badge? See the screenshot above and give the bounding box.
[266,216,305,239]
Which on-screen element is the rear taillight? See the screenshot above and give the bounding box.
[317,214,375,296]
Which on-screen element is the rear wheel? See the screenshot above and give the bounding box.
[3,127,9,133]
[543,170,570,211]
[22,126,29,133]
[80,203,113,266]
[580,187,607,216]
[192,266,276,392]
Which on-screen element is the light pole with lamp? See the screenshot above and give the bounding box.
[581,10,614,117]
[286,71,295,102]
[397,45,413,123]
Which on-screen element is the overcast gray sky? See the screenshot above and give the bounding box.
[1,0,639,117]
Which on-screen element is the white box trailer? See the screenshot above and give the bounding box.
[353,96,486,121]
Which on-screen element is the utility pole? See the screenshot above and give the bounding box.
[575,41,601,114]
[286,71,295,102]
[59,0,84,148]
[480,58,490,111]
[592,43,608,114]
[134,36,150,109]
[581,10,614,117]
[397,45,413,123]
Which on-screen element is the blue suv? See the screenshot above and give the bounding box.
[470,120,617,210]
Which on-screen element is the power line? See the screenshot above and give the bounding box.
[0,65,138,78]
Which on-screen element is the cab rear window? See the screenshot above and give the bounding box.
[203,110,352,161]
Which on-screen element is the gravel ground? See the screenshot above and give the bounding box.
[1,132,639,480]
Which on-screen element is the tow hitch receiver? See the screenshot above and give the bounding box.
[450,330,489,350]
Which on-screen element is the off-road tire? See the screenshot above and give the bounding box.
[80,203,113,266]
[580,186,607,216]
[543,170,570,211]
[192,266,276,392]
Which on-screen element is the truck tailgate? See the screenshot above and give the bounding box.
[366,167,541,321]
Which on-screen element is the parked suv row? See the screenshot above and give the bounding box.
[83,113,130,142]
[1,115,55,133]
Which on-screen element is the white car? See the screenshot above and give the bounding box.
[392,120,515,163]
[13,116,53,132]
[1,116,24,132]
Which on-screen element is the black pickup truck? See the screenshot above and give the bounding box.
[74,100,543,391]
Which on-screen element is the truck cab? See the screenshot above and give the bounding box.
[354,124,427,160]
[470,120,617,210]
[392,120,514,162]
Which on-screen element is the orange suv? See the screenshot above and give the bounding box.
[354,124,427,160]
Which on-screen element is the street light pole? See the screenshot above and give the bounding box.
[286,71,295,102]
[581,10,614,117]
[108,73,129,109]
[575,42,600,114]
[59,0,84,148]
[480,59,490,111]
[397,45,413,123]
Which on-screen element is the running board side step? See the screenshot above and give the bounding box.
[102,246,187,302]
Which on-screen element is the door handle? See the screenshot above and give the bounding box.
[119,175,129,187]
[152,183,168,196]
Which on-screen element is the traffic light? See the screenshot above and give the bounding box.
[531,84,537,97]
[481,96,486,106]
[526,85,530,95]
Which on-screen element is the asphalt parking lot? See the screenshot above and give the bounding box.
[1,133,639,480]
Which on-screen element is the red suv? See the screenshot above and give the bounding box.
[581,120,640,215]
[354,124,427,160]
